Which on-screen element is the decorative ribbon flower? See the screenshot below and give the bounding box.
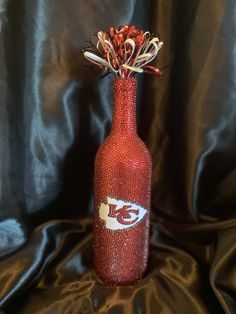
[83,25,163,77]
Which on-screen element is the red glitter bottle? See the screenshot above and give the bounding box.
[93,77,152,285]
[83,25,163,285]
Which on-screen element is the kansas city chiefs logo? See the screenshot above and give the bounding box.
[99,196,147,230]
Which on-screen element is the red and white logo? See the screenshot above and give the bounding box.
[99,196,147,230]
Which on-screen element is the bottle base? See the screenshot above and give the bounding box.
[95,270,145,286]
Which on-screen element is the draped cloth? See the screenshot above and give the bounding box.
[0,0,235,313]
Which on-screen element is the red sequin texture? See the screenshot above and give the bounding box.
[93,77,152,285]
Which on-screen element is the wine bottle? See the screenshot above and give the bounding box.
[83,24,163,285]
[93,77,151,285]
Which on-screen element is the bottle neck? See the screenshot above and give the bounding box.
[111,77,137,135]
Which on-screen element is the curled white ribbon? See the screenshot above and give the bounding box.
[83,30,163,77]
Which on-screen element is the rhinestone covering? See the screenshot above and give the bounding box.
[93,77,152,285]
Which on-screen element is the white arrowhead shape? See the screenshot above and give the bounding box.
[99,196,147,230]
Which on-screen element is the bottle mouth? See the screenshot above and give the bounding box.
[113,77,137,92]
[114,76,136,82]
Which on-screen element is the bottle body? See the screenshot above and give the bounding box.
[93,77,152,285]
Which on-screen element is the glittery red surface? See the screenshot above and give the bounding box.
[93,77,152,285]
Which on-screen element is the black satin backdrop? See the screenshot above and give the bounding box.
[0,0,235,313]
